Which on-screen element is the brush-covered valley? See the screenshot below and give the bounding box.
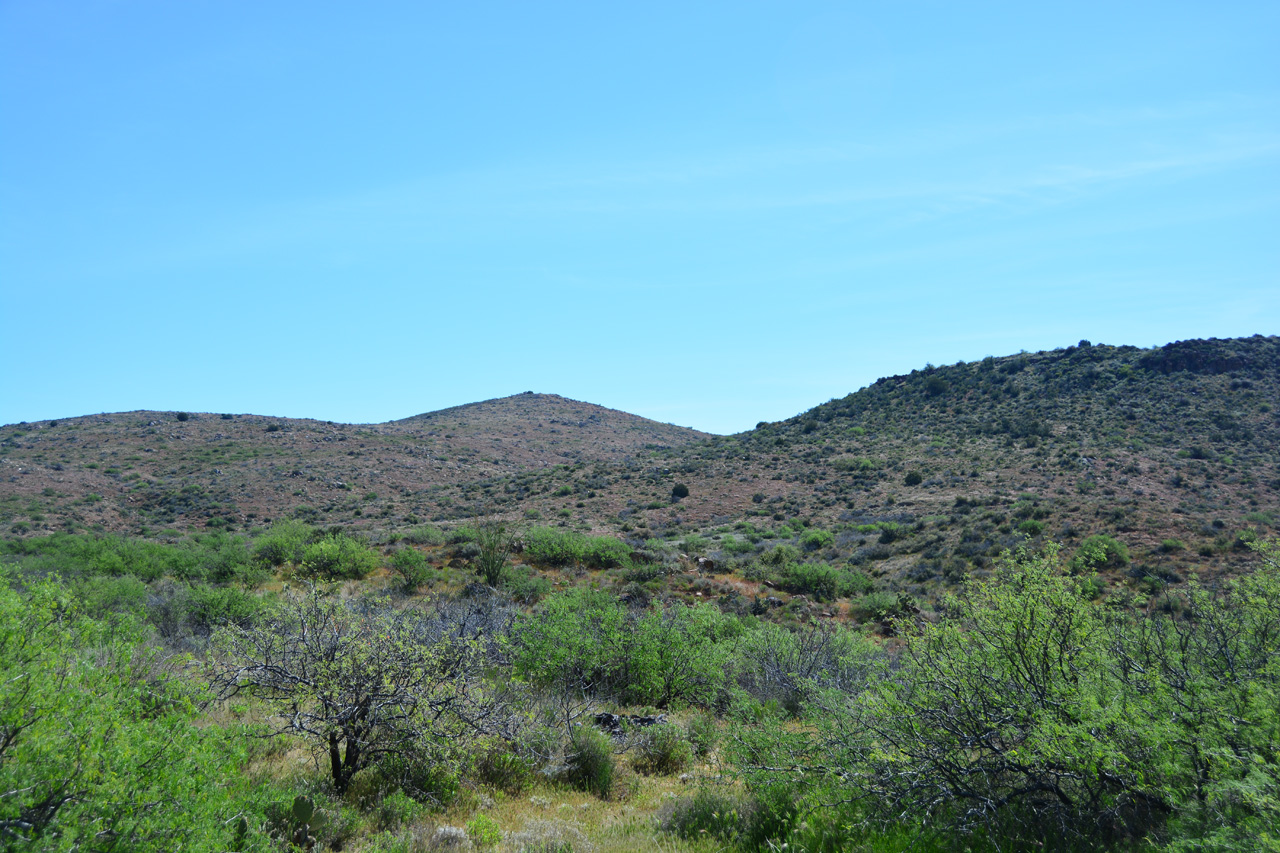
[1,335,1278,852]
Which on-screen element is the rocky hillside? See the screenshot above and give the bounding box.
[2,337,1276,596]
[0,393,709,536]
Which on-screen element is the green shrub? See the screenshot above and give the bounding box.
[513,591,733,708]
[633,723,693,775]
[851,590,904,621]
[904,471,924,486]
[1070,534,1130,572]
[184,584,264,631]
[475,740,535,794]
[522,527,586,566]
[400,526,445,546]
[0,577,273,848]
[501,564,551,603]
[389,548,429,591]
[582,535,631,568]
[775,562,841,602]
[686,713,719,757]
[74,574,149,615]
[671,483,689,501]
[253,519,314,567]
[444,525,477,545]
[300,534,380,579]
[466,814,502,849]
[658,787,747,843]
[565,725,615,798]
[1017,519,1045,536]
[474,519,515,586]
[682,535,711,555]
[1159,538,1186,553]
[799,528,834,552]
[760,544,801,567]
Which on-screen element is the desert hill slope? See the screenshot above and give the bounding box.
[447,336,1278,592]
[0,393,709,536]
[2,337,1277,595]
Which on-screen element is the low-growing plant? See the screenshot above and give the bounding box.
[632,723,693,775]
[299,533,380,579]
[1070,533,1130,572]
[685,712,719,758]
[390,547,429,591]
[658,786,747,843]
[564,725,615,799]
[465,813,502,849]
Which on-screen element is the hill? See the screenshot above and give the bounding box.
[0,393,709,537]
[2,336,1277,598]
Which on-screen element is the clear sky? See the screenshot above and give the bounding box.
[2,1,1277,434]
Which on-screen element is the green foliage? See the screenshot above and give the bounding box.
[685,713,719,757]
[521,527,585,566]
[633,723,693,775]
[768,561,872,602]
[671,483,689,501]
[799,528,834,551]
[0,575,272,850]
[731,540,1280,851]
[299,533,380,579]
[682,534,711,555]
[399,525,445,546]
[210,588,499,794]
[1070,533,1130,572]
[760,543,800,567]
[512,589,735,707]
[252,519,314,568]
[474,739,535,794]
[389,547,429,591]
[520,527,631,569]
[466,813,502,849]
[904,471,924,486]
[1017,518,1045,535]
[659,787,748,843]
[474,518,515,586]
[564,726,615,799]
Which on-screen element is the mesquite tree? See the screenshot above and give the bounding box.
[209,587,509,793]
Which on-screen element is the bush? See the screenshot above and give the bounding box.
[658,787,747,843]
[253,519,314,568]
[564,725,615,798]
[686,713,718,757]
[299,534,380,579]
[390,547,430,591]
[799,528,834,552]
[474,518,515,586]
[904,471,924,486]
[522,527,586,566]
[512,590,733,708]
[671,483,689,501]
[474,740,535,794]
[400,526,445,546]
[632,723,693,775]
[1070,534,1130,572]
[466,814,502,849]
[582,536,631,568]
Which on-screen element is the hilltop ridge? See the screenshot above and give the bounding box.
[1,336,1276,595]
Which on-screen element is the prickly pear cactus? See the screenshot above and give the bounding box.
[291,795,314,826]
[289,795,317,850]
[230,814,249,852]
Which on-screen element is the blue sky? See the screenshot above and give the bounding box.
[2,1,1277,434]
